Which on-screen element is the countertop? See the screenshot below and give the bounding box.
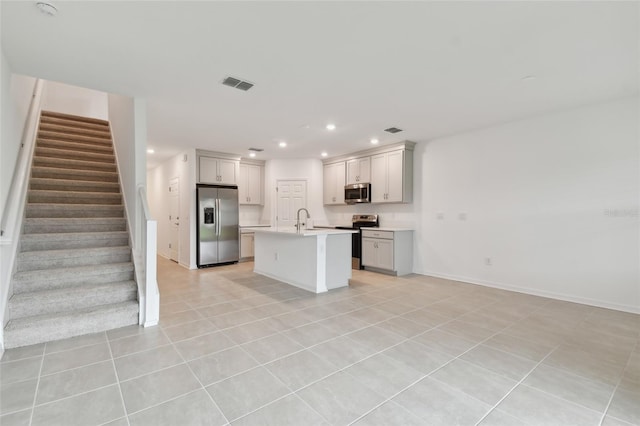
[367,227,414,232]
[249,227,358,237]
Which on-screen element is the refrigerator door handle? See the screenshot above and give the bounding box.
[216,198,220,235]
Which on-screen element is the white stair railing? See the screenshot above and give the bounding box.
[137,185,159,326]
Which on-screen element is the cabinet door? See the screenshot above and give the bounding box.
[346,159,358,184]
[218,159,238,185]
[247,165,262,204]
[358,157,371,183]
[370,153,387,203]
[386,150,404,202]
[361,238,377,267]
[239,164,250,204]
[376,239,394,271]
[199,157,219,184]
[323,164,335,205]
[240,233,254,258]
[334,162,345,204]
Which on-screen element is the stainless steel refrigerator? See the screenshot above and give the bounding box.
[196,184,239,268]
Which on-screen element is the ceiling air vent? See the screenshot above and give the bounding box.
[384,127,403,134]
[222,76,254,91]
[248,148,264,152]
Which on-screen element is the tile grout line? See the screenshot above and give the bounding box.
[597,340,638,426]
[155,326,231,426]
[105,331,132,426]
[27,342,46,426]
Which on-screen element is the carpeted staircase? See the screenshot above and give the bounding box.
[3,111,139,349]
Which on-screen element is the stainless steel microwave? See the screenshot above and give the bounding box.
[344,183,371,204]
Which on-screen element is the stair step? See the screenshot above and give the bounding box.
[38,122,112,139]
[30,178,120,193]
[13,262,135,294]
[3,301,138,348]
[37,138,114,155]
[40,115,110,132]
[33,156,117,173]
[26,203,124,219]
[35,146,115,163]
[20,231,129,251]
[37,130,112,146]
[17,246,131,272]
[41,111,109,127]
[24,217,126,233]
[28,190,122,205]
[8,281,137,320]
[31,166,118,183]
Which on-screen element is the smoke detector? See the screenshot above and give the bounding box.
[36,1,58,16]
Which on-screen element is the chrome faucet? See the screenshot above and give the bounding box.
[296,208,310,233]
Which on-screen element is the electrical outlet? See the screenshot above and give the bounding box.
[274,252,279,261]
[437,212,444,220]
[458,212,467,221]
[485,257,492,266]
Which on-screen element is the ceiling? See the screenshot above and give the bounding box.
[2,1,638,168]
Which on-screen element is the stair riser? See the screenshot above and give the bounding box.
[3,304,138,349]
[28,192,122,205]
[13,270,135,294]
[39,124,111,139]
[21,236,129,251]
[9,288,137,319]
[38,131,112,146]
[33,157,117,172]
[17,252,131,272]
[30,180,120,193]
[24,222,126,234]
[38,139,113,155]
[25,205,124,218]
[31,167,118,183]
[35,147,115,163]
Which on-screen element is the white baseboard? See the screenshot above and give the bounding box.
[417,270,640,314]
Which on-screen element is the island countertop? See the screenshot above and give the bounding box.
[247,227,358,237]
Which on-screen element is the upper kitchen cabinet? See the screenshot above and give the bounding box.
[239,160,264,205]
[197,150,240,185]
[346,157,371,184]
[323,161,346,205]
[323,141,415,204]
[371,147,414,203]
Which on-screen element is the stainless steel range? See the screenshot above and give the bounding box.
[336,214,379,269]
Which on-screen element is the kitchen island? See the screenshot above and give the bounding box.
[250,227,358,293]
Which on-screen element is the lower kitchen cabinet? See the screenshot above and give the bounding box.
[361,229,412,276]
[240,232,255,260]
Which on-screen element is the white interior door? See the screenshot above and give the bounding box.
[276,180,307,228]
[168,177,180,262]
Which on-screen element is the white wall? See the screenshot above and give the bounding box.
[108,94,147,249]
[326,97,639,312]
[42,80,108,120]
[147,149,196,268]
[262,159,328,226]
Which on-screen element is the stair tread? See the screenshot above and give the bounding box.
[30,178,120,190]
[41,111,109,126]
[25,217,125,223]
[39,123,111,138]
[19,245,130,260]
[40,116,110,131]
[34,156,117,167]
[35,146,115,162]
[5,301,138,331]
[21,231,128,241]
[10,281,137,302]
[29,189,122,197]
[14,262,134,280]
[38,138,114,152]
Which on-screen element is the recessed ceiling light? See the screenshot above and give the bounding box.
[326,124,336,131]
[279,141,287,148]
[321,152,328,157]
[249,152,256,158]
[36,1,57,16]
[370,138,379,145]
[147,149,155,154]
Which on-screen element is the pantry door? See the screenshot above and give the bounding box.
[276,180,307,228]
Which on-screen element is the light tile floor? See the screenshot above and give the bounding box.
[1,257,639,425]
